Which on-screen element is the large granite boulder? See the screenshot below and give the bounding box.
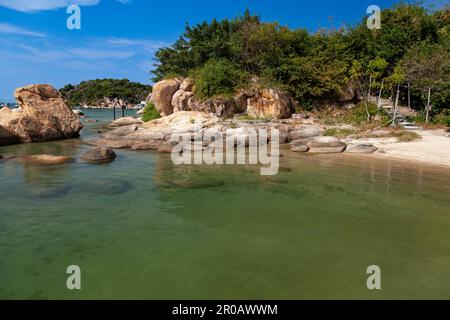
[0,84,83,145]
[187,96,238,118]
[306,136,346,153]
[246,88,293,119]
[151,78,182,116]
[172,90,194,112]
[289,126,320,141]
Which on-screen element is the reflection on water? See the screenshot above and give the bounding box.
[0,110,450,299]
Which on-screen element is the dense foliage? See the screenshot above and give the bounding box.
[60,79,151,107]
[141,102,160,122]
[152,4,449,118]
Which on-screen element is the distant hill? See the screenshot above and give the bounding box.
[60,79,152,107]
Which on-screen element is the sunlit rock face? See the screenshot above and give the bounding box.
[0,84,83,145]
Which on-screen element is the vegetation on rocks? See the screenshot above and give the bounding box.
[152,3,449,121]
[60,79,151,107]
[142,102,161,122]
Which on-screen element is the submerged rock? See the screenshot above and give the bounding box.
[81,147,116,163]
[21,154,74,165]
[80,178,131,195]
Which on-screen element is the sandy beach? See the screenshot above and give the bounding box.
[345,129,450,168]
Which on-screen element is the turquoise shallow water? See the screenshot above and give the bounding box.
[1,110,450,299]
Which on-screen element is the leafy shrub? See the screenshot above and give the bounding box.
[193,59,247,99]
[142,102,160,122]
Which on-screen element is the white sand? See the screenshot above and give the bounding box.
[345,129,450,168]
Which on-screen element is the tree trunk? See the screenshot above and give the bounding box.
[368,76,372,100]
[407,82,411,110]
[391,84,400,126]
[425,87,431,124]
[378,80,384,108]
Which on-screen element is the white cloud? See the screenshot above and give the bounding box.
[0,0,128,12]
[0,22,45,37]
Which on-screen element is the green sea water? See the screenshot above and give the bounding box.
[0,109,449,299]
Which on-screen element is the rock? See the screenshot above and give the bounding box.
[73,109,84,116]
[81,147,116,163]
[187,96,237,118]
[171,90,194,112]
[289,126,320,140]
[136,108,145,115]
[21,154,74,165]
[179,77,195,91]
[306,136,346,154]
[109,116,142,127]
[157,142,174,153]
[0,85,83,145]
[290,140,309,152]
[346,144,377,154]
[246,88,293,119]
[0,124,20,146]
[337,80,361,102]
[151,78,181,116]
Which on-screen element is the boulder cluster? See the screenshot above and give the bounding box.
[151,78,293,120]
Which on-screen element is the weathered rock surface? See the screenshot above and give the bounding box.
[21,154,74,165]
[89,111,220,151]
[151,78,181,116]
[172,90,194,112]
[289,126,320,141]
[109,116,142,127]
[81,147,117,163]
[346,144,377,154]
[306,136,346,154]
[152,77,293,120]
[0,84,83,146]
[246,88,293,119]
[290,140,310,152]
[179,77,195,91]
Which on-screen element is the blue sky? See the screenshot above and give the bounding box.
[0,0,446,101]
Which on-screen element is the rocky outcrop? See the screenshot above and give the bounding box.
[151,78,293,120]
[0,84,83,146]
[172,90,194,112]
[151,78,182,116]
[89,111,220,151]
[246,88,293,119]
[81,147,117,163]
[306,136,346,154]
